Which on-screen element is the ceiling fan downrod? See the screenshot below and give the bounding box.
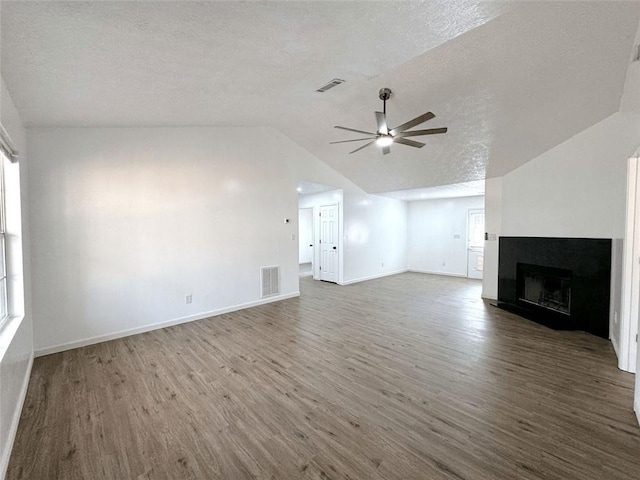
[379,88,392,116]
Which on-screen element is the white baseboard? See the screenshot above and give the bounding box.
[35,292,300,357]
[407,268,467,278]
[338,269,408,286]
[0,352,33,479]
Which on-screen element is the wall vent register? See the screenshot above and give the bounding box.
[261,266,280,298]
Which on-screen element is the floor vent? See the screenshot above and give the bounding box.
[261,266,280,298]
[316,78,345,93]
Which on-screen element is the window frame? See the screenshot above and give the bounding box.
[0,151,9,326]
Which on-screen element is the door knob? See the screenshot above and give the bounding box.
[333,246,337,250]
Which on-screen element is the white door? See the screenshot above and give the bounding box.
[467,209,485,280]
[319,204,338,283]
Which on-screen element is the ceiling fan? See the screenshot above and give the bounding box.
[330,88,447,155]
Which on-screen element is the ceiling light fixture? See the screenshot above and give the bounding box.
[376,135,393,147]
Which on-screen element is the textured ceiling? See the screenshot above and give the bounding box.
[2,1,639,194]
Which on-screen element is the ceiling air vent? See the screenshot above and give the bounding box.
[316,78,345,93]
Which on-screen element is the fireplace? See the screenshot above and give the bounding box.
[497,237,611,338]
[517,263,571,315]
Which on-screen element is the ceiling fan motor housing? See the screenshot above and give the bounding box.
[379,88,392,101]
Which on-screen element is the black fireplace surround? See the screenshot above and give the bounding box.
[497,237,611,338]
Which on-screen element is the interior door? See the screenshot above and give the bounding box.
[319,204,338,283]
[467,208,485,280]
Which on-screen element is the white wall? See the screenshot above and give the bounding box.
[500,112,638,239]
[0,76,32,479]
[408,195,484,277]
[342,192,407,284]
[298,208,313,264]
[26,127,355,355]
[482,178,502,299]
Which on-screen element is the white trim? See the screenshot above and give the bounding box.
[338,269,408,286]
[0,352,33,479]
[612,334,620,359]
[407,268,467,278]
[635,399,640,426]
[621,157,640,372]
[481,294,498,301]
[35,292,300,357]
[0,315,25,362]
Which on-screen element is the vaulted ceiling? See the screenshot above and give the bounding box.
[2,1,639,194]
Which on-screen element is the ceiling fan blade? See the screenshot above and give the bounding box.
[394,137,425,149]
[389,112,435,136]
[396,127,448,138]
[329,137,377,144]
[375,111,388,135]
[349,140,377,154]
[382,145,391,155]
[334,126,376,136]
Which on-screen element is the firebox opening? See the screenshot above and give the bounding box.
[516,263,572,316]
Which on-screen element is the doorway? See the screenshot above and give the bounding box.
[622,152,640,424]
[621,155,640,375]
[298,208,314,277]
[467,208,485,280]
[297,185,343,284]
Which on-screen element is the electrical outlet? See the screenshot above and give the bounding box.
[185,294,192,304]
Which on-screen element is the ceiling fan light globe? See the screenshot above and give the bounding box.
[376,135,393,147]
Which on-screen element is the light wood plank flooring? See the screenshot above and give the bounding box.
[7,273,639,479]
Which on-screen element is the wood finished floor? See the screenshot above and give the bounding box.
[7,273,639,480]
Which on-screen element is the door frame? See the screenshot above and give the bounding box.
[298,207,314,276]
[297,189,344,284]
[467,208,485,279]
[621,155,640,374]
